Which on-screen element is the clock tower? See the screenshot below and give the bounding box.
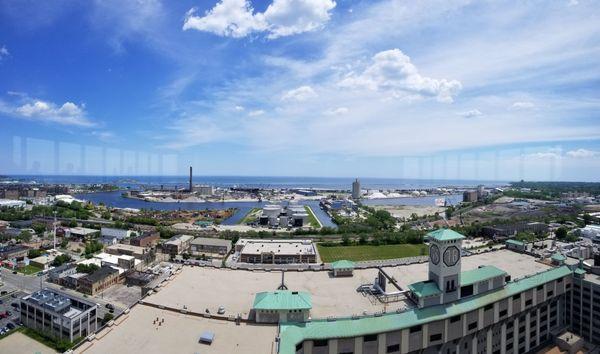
[427,228,465,304]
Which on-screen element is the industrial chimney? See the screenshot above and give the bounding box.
[189,166,193,192]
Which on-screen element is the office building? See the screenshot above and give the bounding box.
[279,228,579,354]
[236,239,317,264]
[0,244,29,260]
[463,190,479,203]
[352,178,361,199]
[190,237,232,257]
[162,234,194,256]
[20,289,98,342]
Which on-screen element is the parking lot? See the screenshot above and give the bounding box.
[0,289,26,336]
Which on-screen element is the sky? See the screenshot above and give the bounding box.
[0,0,599,181]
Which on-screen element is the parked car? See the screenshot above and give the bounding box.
[6,323,15,330]
[105,303,115,310]
[217,306,226,315]
[10,303,19,308]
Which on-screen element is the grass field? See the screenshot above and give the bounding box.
[238,208,261,224]
[17,265,43,275]
[304,206,321,228]
[317,243,428,262]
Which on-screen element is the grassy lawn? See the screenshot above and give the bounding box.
[238,208,261,224]
[21,327,81,352]
[304,206,321,228]
[317,243,429,262]
[17,265,43,275]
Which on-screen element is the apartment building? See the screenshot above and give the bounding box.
[20,289,98,342]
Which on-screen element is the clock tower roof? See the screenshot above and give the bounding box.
[427,228,465,242]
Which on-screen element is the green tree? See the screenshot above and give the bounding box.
[102,313,114,325]
[583,213,593,226]
[28,249,43,258]
[18,230,32,243]
[51,254,72,266]
[76,263,99,274]
[555,227,568,240]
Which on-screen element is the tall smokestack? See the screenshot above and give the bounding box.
[189,166,193,192]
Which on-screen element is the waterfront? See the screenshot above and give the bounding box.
[7,175,506,191]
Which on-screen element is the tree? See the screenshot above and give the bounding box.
[18,230,32,243]
[32,223,46,235]
[445,206,454,219]
[555,227,568,240]
[28,249,43,259]
[76,263,99,274]
[583,213,593,226]
[102,313,114,325]
[52,254,72,267]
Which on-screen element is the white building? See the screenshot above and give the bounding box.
[0,199,26,208]
[100,227,134,245]
[580,225,600,242]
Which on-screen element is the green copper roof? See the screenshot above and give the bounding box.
[506,239,525,246]
[331,260,355,269]
[427,229,466,242]
[461,266,507,286]
[278,266,572,354]
[253,291,312,311]
[407,281,441,298]
[574,268,586,276]
[551,253,566,261]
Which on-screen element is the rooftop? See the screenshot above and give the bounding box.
[506,239,525,246]
[551,252,567,261]
[190,237,231,247]
[279,266,573,354]
[253,291,312,311]
[408,280,441,298]
[237,239,315,256]
[427,229,465,242]
[82,265,119,283]
[331,260,355,269]
[460,265,507,286]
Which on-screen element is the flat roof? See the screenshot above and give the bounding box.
[427,229,465,242]
[106,243,146,253]
[253,291,312,311]
[190,237,231,247]
[238,239,315,256]
[76,306,276,354]
[279,266,573,354]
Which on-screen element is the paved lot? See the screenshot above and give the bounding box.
[0,331,57,354]
[77,305,277,354]
[145,250,550,319]
[0,289,26,333]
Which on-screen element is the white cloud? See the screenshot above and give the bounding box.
[281,85,317,101]
[234,105,245,111]
[511,101,535,109]
[4,97,94,127]
[182,0,267,38]
[0,45,8,60]
[523,152,562,160]
[324,107,348,115]
[248,109,265,116]
[263,0,336,39]
[566,148,599,158]
[183,0,336,39]
[339,49,462,103]
[459,109,483,118]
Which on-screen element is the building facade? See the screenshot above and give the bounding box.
[20,289,98,342]
[190,237,232,257]
[78,266,120,295]
[278,229,581,354]
[130,232,160,247]
[236,239,317,264]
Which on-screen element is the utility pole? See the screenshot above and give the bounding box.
[53,210,57,251]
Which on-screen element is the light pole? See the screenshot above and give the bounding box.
[53,210,58,251]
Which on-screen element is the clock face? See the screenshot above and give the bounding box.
[443,246,460,267]
[430,244,440,265]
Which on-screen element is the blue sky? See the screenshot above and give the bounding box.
[0,0,599,181]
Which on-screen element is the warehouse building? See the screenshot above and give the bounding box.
[130,232,160,247]
[162,234,194,256]
[190,237,232,258]
[20,289,98,342]
[278,229,577,354]
[331,260,355,277]
[506,239,527,252]
[235,239,317,264]
[78,265,120,295]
